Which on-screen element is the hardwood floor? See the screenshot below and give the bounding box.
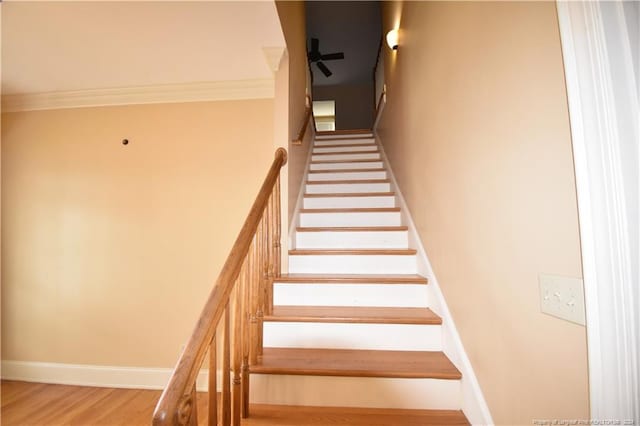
[1,381,169,425]
[1,381,469,425]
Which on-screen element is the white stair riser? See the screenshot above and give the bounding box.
[250,375,461,409]
[289,254,417,274]
[314,136,374,144]
[274,283,429,307]
[306,182,391,194]
[296,230,408,249]
[300,212,401,227]
[308,171,387,181]
[310,161,384,171]
[263,323,441,351]
[303,196,396,209]
[313,145,378,153]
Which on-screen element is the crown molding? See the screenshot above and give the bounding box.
[1,78,275,113]
[262,46,285,74]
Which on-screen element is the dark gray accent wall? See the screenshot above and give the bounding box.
[314,84,374,130]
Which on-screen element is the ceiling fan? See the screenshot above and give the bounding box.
[308,37,345,78]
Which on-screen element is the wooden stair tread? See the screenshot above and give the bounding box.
[316,129,372,136]
[311,158,382,164]
[304,192,395,198]
[308,168,385,173]
[300,207,400,213]
[265,306,441,324]
[307,179,390,185]
[247,404,470,425]
[312,143,378,149]
[296,226,408,232]
[312,150,379,156]
[276,274,428,284]
[250,348,461,379]
[289,249,417,256]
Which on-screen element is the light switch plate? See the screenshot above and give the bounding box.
[539,274,585,325]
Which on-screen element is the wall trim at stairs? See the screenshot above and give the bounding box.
[374,129,494,425]
[1,360,216,392]
[1,79,275,112]
[288,132,317,250]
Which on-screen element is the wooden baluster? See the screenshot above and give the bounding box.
[257,212,267,358]
[241,253,251,418]
[208,335,217,426]
[265,190,275,316]
[249,227,260,365]
[188,384,198,426]
[221,307,231,426]
[232,284,242,425]
[151,150,287,426]
[266,181,280,315]
[274,175,282,279]
[249,224,260,365]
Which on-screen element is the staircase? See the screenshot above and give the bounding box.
[248,132,470,425]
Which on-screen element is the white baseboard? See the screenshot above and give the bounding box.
[1,360,217,392]
[374,133,494,426]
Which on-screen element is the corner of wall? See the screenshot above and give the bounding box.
[287,127,315,252]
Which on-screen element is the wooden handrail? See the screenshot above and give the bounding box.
[153,147,287,426]
[372,36,385,128]
[374,89,386,126]
[293,95,314,146]
[372,36,383,113]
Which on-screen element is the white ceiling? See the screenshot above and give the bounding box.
[1,1,285,95]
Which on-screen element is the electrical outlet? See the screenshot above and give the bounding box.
[539,274,585,325]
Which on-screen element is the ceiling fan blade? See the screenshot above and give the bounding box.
[317,61,332,77]
[311,38,319,54]
[321,52,344,61]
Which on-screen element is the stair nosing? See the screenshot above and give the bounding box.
[312,150,380,156]
[296,226,408,232]
[264,306,442,325]
[306,179,390,185]
[304,192,395,198]
[289,249,417,256]
[300,207,400,213]
[316,129,373,135]
[276,273,429,284]
[308,168,386,174]
[311,158,384,164]
[312,143,378,149]
[247,405,469,425]
[250,348,461,380]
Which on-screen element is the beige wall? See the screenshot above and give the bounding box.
[275,1,313,223]
[314,84,374,130]
[379,2,588,424]
[1,99,274,367]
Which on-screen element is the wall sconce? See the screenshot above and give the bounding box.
[386,29,399,50]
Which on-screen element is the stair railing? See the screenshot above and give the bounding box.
[373,37,386,128]
[152,148,287,426]
[293,94,314,146]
